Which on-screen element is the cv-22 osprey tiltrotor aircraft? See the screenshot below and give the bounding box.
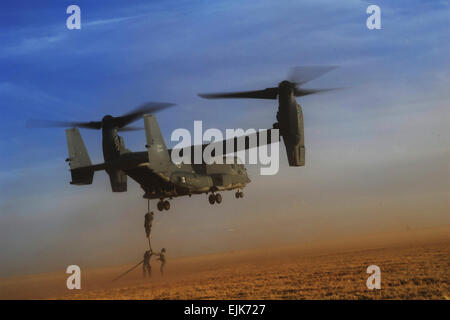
[28,66,336,211]
[29,103,277,211]
[65,111,278,211]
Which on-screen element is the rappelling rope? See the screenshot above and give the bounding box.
[112,259,144,282]
[147,198,153,251]
[112,198,154,281]
[148,237,153,252]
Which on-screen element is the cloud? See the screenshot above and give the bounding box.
[0,10,151,58]
[84,13,150,27]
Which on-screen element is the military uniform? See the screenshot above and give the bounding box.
[144,212,154,238]
[143,250,152,278]
[157,248,166,275]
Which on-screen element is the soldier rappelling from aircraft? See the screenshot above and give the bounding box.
[144,211,154,249]
[144,211,154,238]
[112,203,168,281]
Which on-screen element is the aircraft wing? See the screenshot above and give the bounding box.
[169,128,279,160]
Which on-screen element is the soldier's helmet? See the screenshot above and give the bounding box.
[161,248,166,253]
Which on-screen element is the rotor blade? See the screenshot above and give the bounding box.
[288,66,337,86]
[117,126,144,132]
[198,87,278,100]
[115,102,175,128]
[294,87,342,97]
[26,119,102,129]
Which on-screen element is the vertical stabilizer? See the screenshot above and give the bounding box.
[65,128,94,185]
[143,114,174,176]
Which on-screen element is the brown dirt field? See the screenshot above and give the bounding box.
[1,227,449,300]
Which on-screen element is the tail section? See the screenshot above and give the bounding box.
[144,114,174,176]
[65,128,95,185]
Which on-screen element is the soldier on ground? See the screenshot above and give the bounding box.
[155,248,166,275]
[143,249,152,278]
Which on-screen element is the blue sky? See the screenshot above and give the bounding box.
[0,1,449,276]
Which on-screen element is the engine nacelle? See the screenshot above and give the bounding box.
[281,105,305,167]
[107,169,127,192]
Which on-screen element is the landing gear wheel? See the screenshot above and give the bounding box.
[208,194,216,204]
[235,192,240,199]
[239,191,244,198]
[163,200,170,211]
[215,193,222,204]
[157,201,164,211]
